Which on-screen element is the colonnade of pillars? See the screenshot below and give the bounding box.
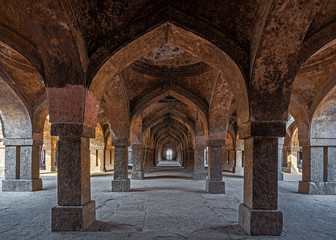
[4,124,335,235]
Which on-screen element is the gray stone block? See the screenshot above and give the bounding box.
[51,200,96,231]
[2,178,42,191]
[131,170,144,180]
[193,171,206,180]
[238,203,283,236]
[112,179,130,192]
[206,180,225,194]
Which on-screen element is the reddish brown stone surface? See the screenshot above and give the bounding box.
[0,1,336,236]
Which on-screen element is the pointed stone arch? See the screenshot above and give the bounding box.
[89,22,249,126]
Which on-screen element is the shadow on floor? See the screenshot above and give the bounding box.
[130,186,206,193]
[90,173,114,177]
[222,173,244,179]
[143,175,193,180]
[188,224,248,238]
[87,221,142,232]
[87,221,247,239]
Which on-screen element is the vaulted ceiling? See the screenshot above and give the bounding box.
[0,0,335,148]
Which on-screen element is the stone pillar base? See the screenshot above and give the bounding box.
[298,181,336,195]
[2,178,42,192]
[233,167,244,176]
[238,203,283,236]
[193,171,206,180]
[206,180,225,194]
[51,200,96,231]
[131,171,144,180]
[112,179,130,192]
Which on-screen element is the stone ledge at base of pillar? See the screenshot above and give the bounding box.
[51,200,96,231]
[298,181,336,195]
[206,180,225,194]
[238,203,283,236]
[131,171,144,180]
[112,179,130,192]
[193,171,206,180]
[233,167,244,176]
[2,178,42,192]
[278,172,284,181]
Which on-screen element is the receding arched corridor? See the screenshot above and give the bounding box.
[1,1,336,238]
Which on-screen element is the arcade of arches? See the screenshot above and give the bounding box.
[0,1,336,237]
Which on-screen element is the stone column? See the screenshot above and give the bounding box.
[51,124,96,231]
[238,122,283,236]
[234,139,244,176]
[206,140,225,194]
[2,137,42,191]
[131,144,144,179]
[112,141,130,192]
[45,136,57,172]
[278,138,284,181]
[156,148,162,164]
[100,147,107,172]
[143,148,149,173]
[152,149,156,167]
[299,139,336,194]
[187,149,194,172]
[286,147,299,173]
[50,137,57,171]
[194,144,206,180]
[233,150,244,176]
[228,150,235,172]
[223,149,229,170]
[183,149,189,169]
[144,148,154,173]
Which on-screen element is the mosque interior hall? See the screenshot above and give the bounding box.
[0,1,336,239]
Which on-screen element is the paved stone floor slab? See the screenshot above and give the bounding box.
[0,171,336,239]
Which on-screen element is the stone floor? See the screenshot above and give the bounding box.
[1,167,336,239]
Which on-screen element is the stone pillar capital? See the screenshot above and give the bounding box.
[51,123,95,138]
[207,139,225,147]
[3,138,42,146]
[238,121,286,139]
[195,144,206,150]
[47,86,99,128]
[309,138,336,147]
[131,144,143,150]
[112,139,129,147]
